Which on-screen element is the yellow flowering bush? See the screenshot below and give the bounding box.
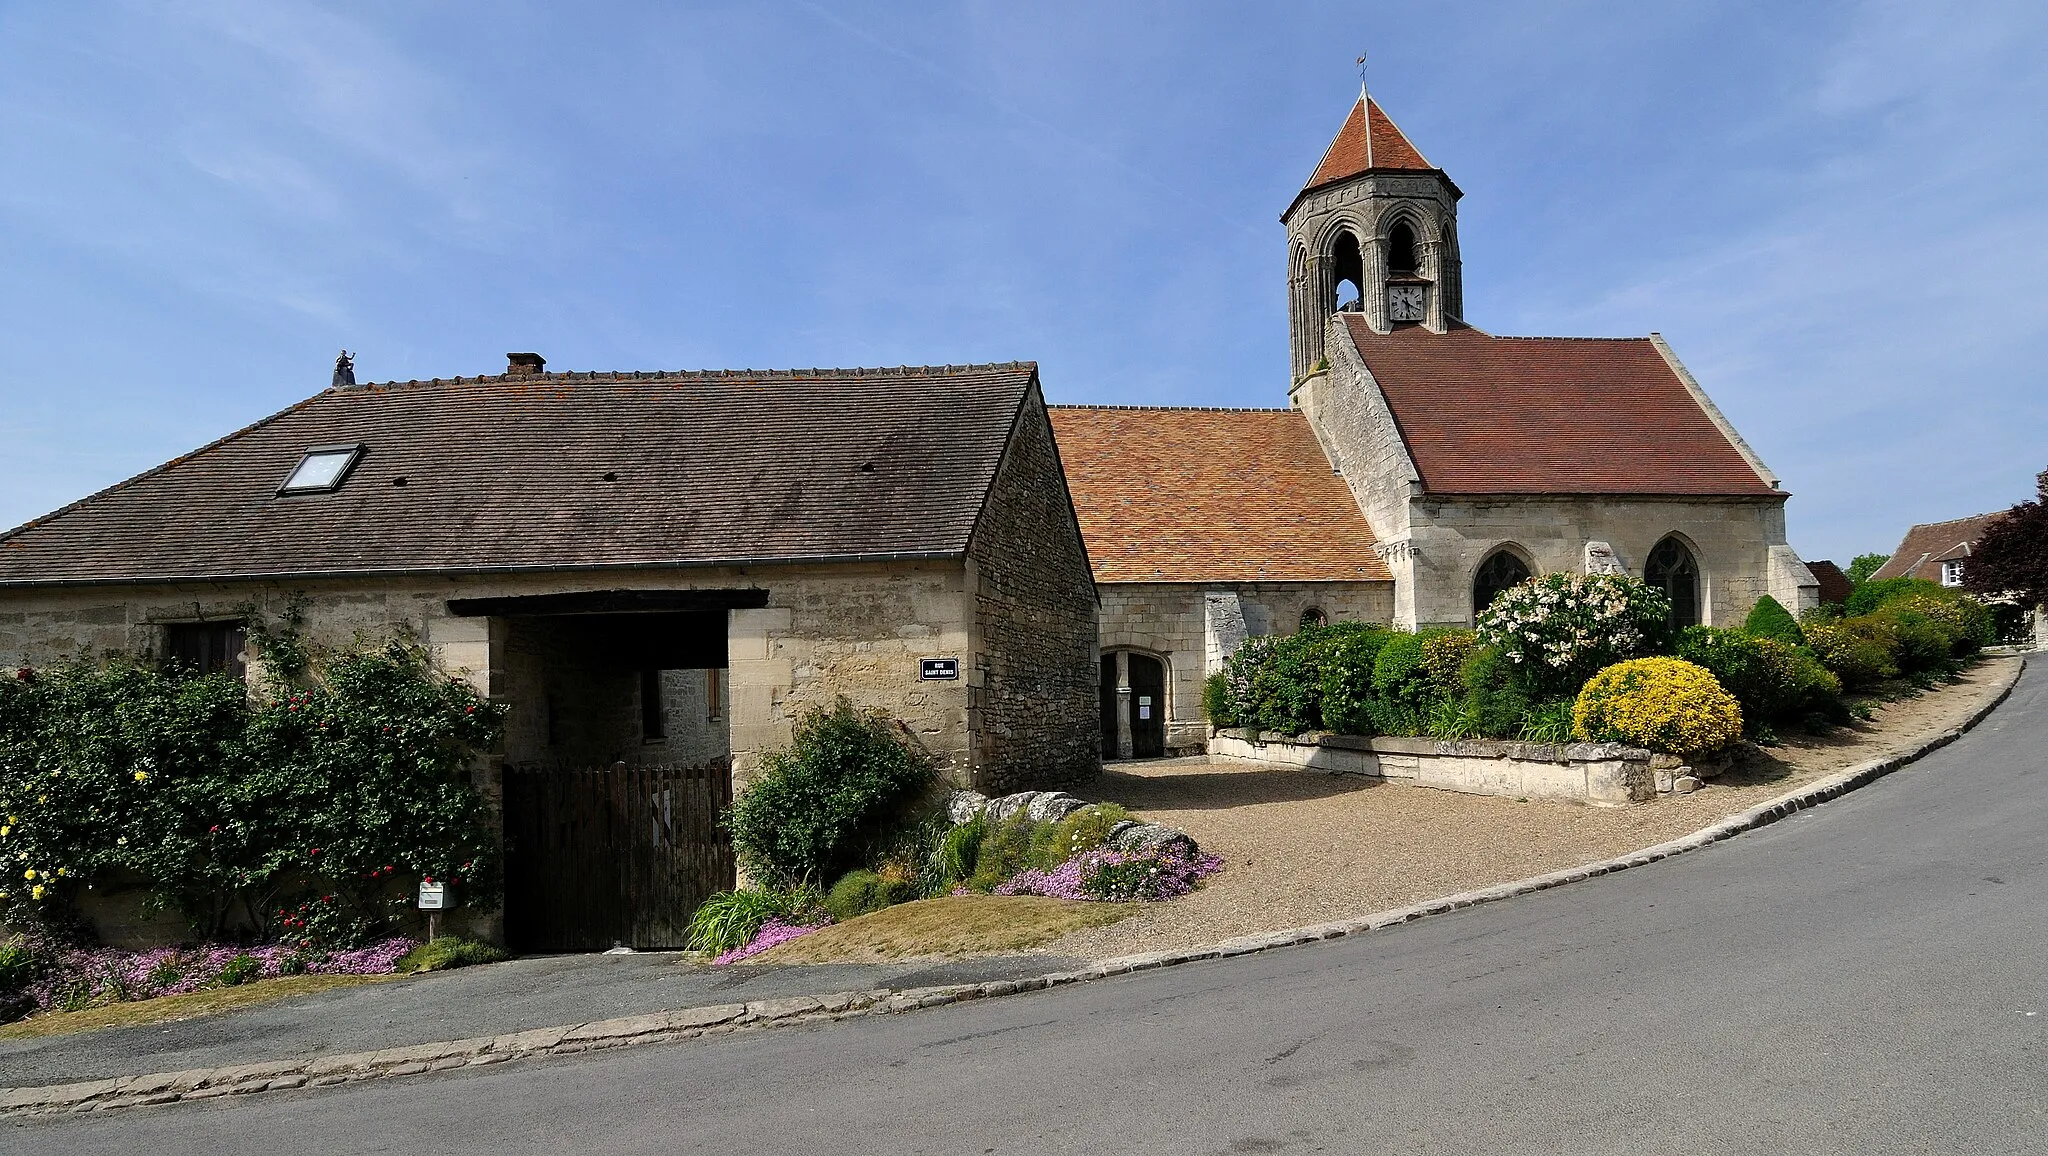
[1572,657,1743,756]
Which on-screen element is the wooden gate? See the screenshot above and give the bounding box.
[502,760,735,952]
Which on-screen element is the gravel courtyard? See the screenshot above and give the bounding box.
[1046,656,2021,958]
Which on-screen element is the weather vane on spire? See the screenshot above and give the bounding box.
[1356,50,1369,100]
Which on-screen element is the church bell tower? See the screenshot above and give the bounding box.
[1282,78,1463,381]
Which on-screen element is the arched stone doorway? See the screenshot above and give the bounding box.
[1645,536,1701,629]
[1099,650,1167,760]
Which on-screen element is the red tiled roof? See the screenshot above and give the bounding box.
[0,364,1041,586]
[1304,96,1434,192]
[1868,513,2005,582]
[1341,318,1781,497]
[1048,407,1391,585]
[1805,560,1853,605]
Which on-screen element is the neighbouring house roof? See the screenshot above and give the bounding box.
[0,363,1044,586]
[1303,96,1436,193]
[1339,318,1783,497]
[1047,406,1391,585]
[1805,560,1854,605]
[1868,513,2006,583]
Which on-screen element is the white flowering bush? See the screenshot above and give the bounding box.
[1476,572,1672,698]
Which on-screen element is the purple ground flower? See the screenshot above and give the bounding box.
[997,847,1223,902]
[712,918,833,966]
[20,936,421,1012]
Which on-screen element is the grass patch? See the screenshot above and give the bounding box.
[751,894,1137,964]
[0,973,401,1041]
[397,936,507,973]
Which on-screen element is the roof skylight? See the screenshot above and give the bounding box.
[279,444,365,495]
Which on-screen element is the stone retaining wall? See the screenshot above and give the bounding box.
[1209,729,1664,806]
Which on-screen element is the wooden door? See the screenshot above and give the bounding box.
[502,760,735,952]
[1127,653,1166,758]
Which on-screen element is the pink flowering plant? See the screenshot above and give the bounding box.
[710,918,833,965]
[995,845,1222,903]
[1476,572,1672,698]
[1,932,418,1017]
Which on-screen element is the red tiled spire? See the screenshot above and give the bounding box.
[1303,96,1434,192]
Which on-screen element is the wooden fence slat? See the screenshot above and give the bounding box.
[501,759,735,952]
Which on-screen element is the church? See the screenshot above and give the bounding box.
[1052,86,1819,758]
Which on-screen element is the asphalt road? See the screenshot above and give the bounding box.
[20,659,2045,1155]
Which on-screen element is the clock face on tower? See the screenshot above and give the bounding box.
[1387,285,1427,323]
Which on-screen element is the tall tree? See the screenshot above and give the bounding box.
[1845,553,1890,585]
[1963,467,2048,610]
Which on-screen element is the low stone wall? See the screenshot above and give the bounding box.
[1208,730,1663,807]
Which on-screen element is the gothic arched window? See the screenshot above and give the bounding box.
[1645,537,1701,630]
[1387,221,1419,275]
[1331,230,1364,312]
[1472,550,1533,618]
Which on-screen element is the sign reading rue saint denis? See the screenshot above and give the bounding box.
[920,657,960,681]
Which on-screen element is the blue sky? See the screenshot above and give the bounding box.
[2,1,2043,565]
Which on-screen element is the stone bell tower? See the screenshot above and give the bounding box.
[1282,80,1464,381]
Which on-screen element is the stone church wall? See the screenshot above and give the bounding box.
[1099,580,1393,752]
[1402,496,1796,629]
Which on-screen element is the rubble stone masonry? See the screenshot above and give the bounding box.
[966,389,1102,791]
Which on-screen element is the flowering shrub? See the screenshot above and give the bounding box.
[1479,573,1672,698]
[993,846,1222,902]
[7,935,416,1016]
[1573,658,1743,755]
[0,632,504,943]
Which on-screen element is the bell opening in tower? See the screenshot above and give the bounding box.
[1387,222,1419,275]
[1332,229,1365,313]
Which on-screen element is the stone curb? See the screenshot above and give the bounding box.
[4,657,2022,1120]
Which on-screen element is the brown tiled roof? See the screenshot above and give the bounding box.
[1048,406,1391,585]
[1340,319,1782,497]
[1304,96,1434,192]
[0,364,1042,586]
[1805,560,1853,605]
[1868,513,2005,582]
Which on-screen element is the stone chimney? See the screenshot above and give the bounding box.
[506,352,546,378]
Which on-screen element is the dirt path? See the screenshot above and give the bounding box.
[1045,656,2022,959]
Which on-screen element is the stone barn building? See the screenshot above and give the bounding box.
[0,359,1099,795]
[1052,84,1818,751]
